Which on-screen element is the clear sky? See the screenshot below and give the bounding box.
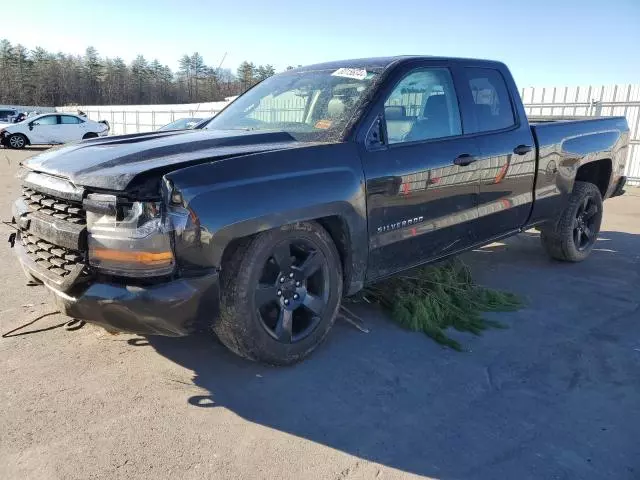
[7,0,639,87]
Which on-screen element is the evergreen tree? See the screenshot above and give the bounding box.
[0,38,284,106]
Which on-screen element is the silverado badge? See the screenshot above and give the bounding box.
[377,216,424,234]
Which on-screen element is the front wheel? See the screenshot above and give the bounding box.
[7,133,27,149]
[82,132,98,140]
[540,181,603,262]
[215,222,343,365]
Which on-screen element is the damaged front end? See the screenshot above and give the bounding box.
[10,169,220,336]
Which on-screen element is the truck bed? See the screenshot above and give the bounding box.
[529,115,629,203]
[529,116,628,163]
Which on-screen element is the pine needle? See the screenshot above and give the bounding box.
[361,258,523,351]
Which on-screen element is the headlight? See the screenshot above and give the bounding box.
[86,193,175,277]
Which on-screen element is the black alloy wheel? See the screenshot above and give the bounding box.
[215,221,343,365]
[254,239,330,344]
[540,181,603,262]
[573,195,599,251]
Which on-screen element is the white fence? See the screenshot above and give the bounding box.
[60,84,640,184]
[56,101,229,135]
[521,84,640,184]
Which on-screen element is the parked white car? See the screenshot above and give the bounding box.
[0,113,109,149]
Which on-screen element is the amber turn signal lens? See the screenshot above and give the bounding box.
[91,248,174,266]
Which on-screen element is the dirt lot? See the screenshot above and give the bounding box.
[1,147,639,480]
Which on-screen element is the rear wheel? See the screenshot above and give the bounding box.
[7,133,27,149]
[540,181,603,262]
[215,222,343,365]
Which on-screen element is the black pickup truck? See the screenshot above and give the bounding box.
[10,56,629,364]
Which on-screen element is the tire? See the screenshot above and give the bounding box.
[82,132,98,140]
[540,181,603,262]
[214,221,343,365]
[7,133,27,149]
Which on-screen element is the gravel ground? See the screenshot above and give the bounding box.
[1,147,639,480]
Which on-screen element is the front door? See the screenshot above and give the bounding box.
[360,64,481,280]
[29,115,60,144]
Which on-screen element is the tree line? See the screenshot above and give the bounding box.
[0,39,279,107]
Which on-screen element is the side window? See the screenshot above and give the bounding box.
[34,115,58,125]
[464,68,515,133]
[383,68,461,144]
[60,115,82,124]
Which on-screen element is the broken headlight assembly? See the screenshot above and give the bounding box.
[85,193,176,277]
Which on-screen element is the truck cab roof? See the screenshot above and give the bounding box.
[290,56,506,73]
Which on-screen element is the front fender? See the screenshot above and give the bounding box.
[164,142,368,295]
[2,128,30,145]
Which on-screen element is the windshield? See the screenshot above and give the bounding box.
[159,118,203,131]
[204,68,379,141]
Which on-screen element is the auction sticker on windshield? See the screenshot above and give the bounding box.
[331,68,368,80]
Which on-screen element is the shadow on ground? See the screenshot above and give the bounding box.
[142,231,639,479]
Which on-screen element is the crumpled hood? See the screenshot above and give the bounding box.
[23,129,303,191]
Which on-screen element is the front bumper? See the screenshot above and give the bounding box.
[14,240,220,336]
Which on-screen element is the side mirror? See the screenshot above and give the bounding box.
[28,122,35,130]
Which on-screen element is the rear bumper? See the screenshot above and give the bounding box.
[14,240,220,337]
[610,176,627,197]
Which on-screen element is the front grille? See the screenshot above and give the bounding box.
[20,232,84,278]
[21,187,86,225]
[17,180,88,287]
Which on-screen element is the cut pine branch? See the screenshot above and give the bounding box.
[361,258,523,351]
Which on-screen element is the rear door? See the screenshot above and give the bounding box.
[28,115,60,144]
[459,66,536,240]
[58,115,86,142]
[359,61,481,280]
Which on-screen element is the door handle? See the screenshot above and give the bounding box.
[453,154,476,167]
[513,144,533,155]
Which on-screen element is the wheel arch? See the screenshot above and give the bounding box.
[574,158,612,198]
[9,131,30,146]
[315,215,353,292]
[219,213,358,292]
[212,207,365,296]
[560,128,623,199]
